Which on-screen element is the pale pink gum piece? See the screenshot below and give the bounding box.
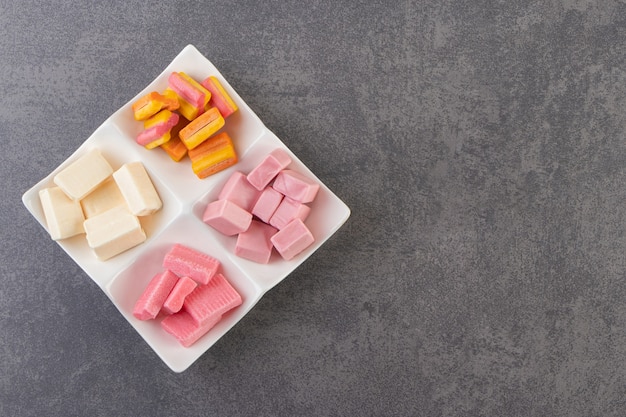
[272,170,320,203]
[162,244,220,285]
[217,171,261,212]
[161,276,198,315]
[202,199,252,236]
[235,220,278,264]
[136,112,179,146]
[161,311,222,348]
[168,72,205,108]
[246,148,292,191]
[269,197,311,230]
[133,270,179,320]
[183,273,242,326]
[251,187,284,224]
[270,218,315,261]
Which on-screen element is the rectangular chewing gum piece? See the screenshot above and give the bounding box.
[136,110,179,149]
[182,273,242,326]
[201,76,238,118]
[162,244,220,285]
[161,310,222,348]
[272,169,320,203]
[168,72,210,109]
[270,218,315,260]
[132,270,179,320]
[160,117,189,162]
[161,276,198,315]
[80,178,126,219]
[179,107,225,150]
[217,171,261,212]
[165,88,205,121]
[132,91,179,121]
[113,162,162,216]
[251,187,283,224]
[246,148,292,191]
[53,148,113,200]
[202,199,252,236]
[188,132,237,179]
[269,197,311,230]
[39,187,85,240]
[235,220,277,264]
[83,205,146,261]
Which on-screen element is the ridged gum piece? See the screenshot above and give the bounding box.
[188,132,237,179]
[161,276,198,315]
[132,270,179,320]
[179,107,225,150]
[201,76,238,118]
[161,310,222,348]
[162,244,220,285]
[182,273,242,326]
[160,117,189,161]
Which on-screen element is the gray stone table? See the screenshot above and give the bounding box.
[2,1,625,416]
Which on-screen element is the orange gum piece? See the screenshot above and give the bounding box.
[160,118,190,161]
[188,132,237,179]
[132,91,179,121]
[179,107,225,150]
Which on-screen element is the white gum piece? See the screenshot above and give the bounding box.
[113,162,162,216]
[39,187,85,240]
[80,178,127,218]
[83,205,146,261]
[53,148,113,200]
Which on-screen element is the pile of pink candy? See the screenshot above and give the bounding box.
[203,148,318,263]
[133,243,242,347]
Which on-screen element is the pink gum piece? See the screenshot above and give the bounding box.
[246,148,292,191]
[272,170,320,203]
[270,218,315,261]
[235,220,278,264]
[133,270,179,320]
[217,171,261,212]
[161,310,222,348]
[203,199,252,236]
[183,273,242,326]
[162,244,220,285]
[251,187,283,224]
[168,72,205,108]
[269,197,311,230]
[161,276,198,315]
[136,112,179,146]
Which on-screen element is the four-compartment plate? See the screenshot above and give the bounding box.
[21,44,350,372]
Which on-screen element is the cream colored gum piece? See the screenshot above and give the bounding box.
[80,178,127,218]
[83,205,146,261]
[53,148,113,200]
[113,162,162,216]
[39,187,85,240]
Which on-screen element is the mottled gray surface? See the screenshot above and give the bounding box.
[2,0,626,416]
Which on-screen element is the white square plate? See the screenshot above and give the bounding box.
[21,44,350,372]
